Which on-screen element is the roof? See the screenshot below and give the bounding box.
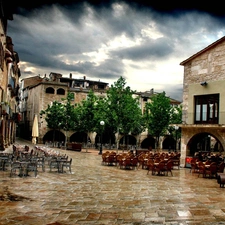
[180,36,225,66]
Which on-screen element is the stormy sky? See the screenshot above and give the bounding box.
[7,1,225,101]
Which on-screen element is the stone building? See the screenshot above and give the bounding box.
[136,89,181,149]
[18,73,109,144]
[18,72,181,150]
[180,36,225,167]
[0,3,20,150]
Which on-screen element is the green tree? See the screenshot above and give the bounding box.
[40,101,64,143]
[40,93,77,145]
[168,104,182,150]
[106,76,144,149]
[144,91,171,150]
[60,93,78,146]
[75,90,98,150]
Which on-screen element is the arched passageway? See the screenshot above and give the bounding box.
[119,135,136,145]
[70,132,88,143]
[187,132,224,156]
[162,136,176,151]
[95,132,116,149]
[42,130,65,144]
[141,136,155,149]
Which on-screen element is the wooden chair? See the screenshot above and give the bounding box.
[204,162,218,178]
[152,161,166,176]
[164,160,173,176]
[101,152,108,165]
[217,162,225,175]
[137,154,145,169]
[172,156,180,169]
[190,159,198,174]
[115,154,123,167]
[120,157,131,170]
[105,154,116,166]
[197,161,206,177]
[130,157,138,170]
[146,159,154,175]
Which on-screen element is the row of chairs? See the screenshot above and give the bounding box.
[1,145,72,177]
[190,158,224,178]
[146,159,174,176]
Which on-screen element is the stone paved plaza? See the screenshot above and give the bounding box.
[1,139,225,225]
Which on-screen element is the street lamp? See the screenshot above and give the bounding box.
[174,125,179,151]
[98,120,105,155]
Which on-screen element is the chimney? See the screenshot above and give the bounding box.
[84,76,86,80]
[70,73,72,79]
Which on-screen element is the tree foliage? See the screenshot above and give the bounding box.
[40,93,77,143]
[106,76,144,148]
[144,91,171,149]
[74,90,98,136]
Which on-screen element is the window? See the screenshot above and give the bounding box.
[46,87,54,94]
[56,88,65,95]
[194,94,219,124]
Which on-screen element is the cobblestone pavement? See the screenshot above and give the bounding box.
[1,139,225,225]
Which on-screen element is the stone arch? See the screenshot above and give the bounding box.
[70,132,88,143]
[187,131,224,156]
[42,130,65,143]
[95,131,116,148]
[162,135,175,150]
[180,127,225,167]
[119,135,137,145]
[141,136,155,149]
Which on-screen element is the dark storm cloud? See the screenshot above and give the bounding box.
[12,0,225,17]
[91,58,125,79]
[111,37,174,61]
[7,1,225,102]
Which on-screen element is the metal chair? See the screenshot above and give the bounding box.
[10,161,22,177]
[26,161,38,177]
[61,158,72,173]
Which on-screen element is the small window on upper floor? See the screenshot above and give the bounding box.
[46,87,54,94]
[98,84,105,89]
[57,88,65,95]
[194,94,219,124]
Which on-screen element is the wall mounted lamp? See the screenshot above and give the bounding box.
[200,81,207,86]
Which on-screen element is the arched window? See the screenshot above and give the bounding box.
[57,88,65,95]
[46,87,54,94]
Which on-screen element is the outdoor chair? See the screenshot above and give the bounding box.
[197,161,206,177]
[146,159,154,175]
[37,156,45,172]
[164,160,173,176]
[204,162,218,178]
[105,154,116,166]
[49,158,60,172]
[217,162,225,175]
[10,161,22,177]
[120,157,131,170]
[130,157,138,170]
[26,161,38,177]
[152,161,166,176]
[190,159,198,174]
[61,158,72,173]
